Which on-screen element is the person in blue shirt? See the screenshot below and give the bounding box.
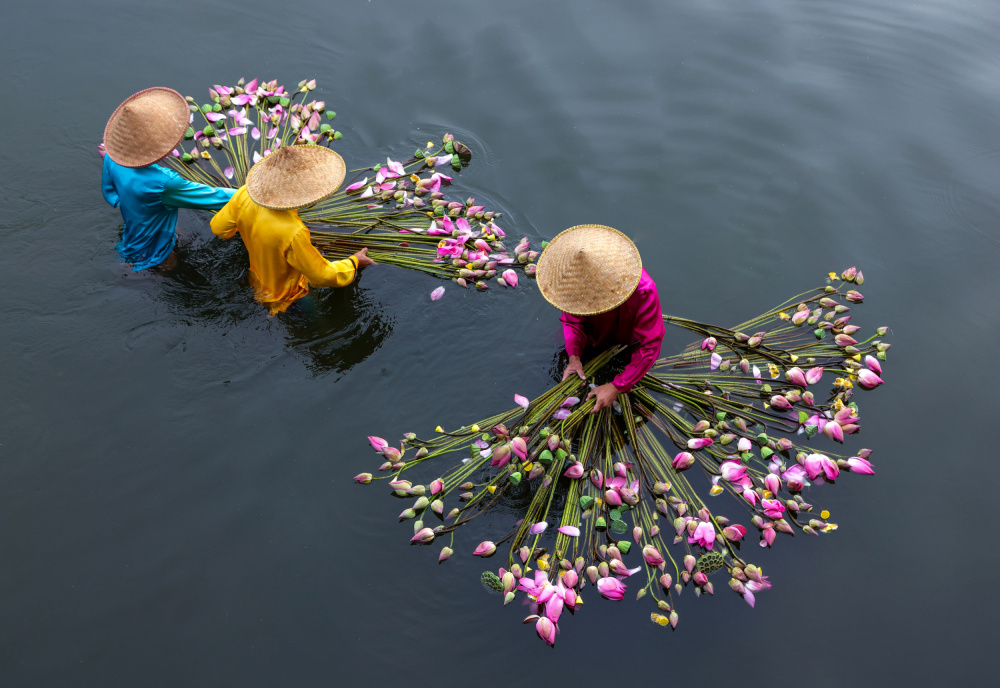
[101,87,236,271]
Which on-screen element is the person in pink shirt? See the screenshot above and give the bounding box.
[536,225,665,413]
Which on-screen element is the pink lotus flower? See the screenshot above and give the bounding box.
[785,367,807,387]
[720,460,748,484]
[672,452,695,471]
[764,473,781,494]
[511,437,527,459]
[563,464,584,479]
[823,421,844,443]
[368,436,389,453]
[514,394,530,409]
[701,336,717,351]
[865,355,882,375]
[501,269,518,287]
[688,521,715,550]
[803,453,840,481]
[596,577,626,600]
[845,290,864,303]
[535,617,556,645]
[847,456,875,474]
[353,473,372,484]
[430,286,445,301]
[857,369,884,389]
[642,545,665,567]
[723,524,747,541]
[687,437,714,450]
[761,498,785,519]
[805,366,824,385]
[558,526,580,537]
[473,541,497,557]
[737,437,752,452]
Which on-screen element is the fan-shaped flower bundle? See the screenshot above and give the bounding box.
[356,268,889,645]
[158,77,538,285]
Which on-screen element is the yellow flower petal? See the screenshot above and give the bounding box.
[790,355,799,363]
[435,425,444,433]
[709,485,723,496]
[487,485,497,494]
[828,272,838,280]
[820,510,830,519]
[778,311,790,320]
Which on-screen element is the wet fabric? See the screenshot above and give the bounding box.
[101,155,236,271]
[210,187,357,315]
[561,268,665,392]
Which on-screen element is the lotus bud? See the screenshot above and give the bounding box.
[845,290,864,303]
[378,461,392,471]
[528,464,545,480]
[473,541,496,557]
[672,452,695,471]
[597,562,610,578]
[854,369,882,389]
[604,489,623,507]
[409,485,426,497]
[430,499,444,516]
[501,571,516,595]
[653,481,671,494]
[436,546,454,563]
[563,463,584,479]
[684,555,697,573]
[353,473,372,484]
[693,571,708,586]
[607,545,622,562]
[398,508,416,521]
[681,571,691,584]
[692,420,711,433]
[510,437,528,459]
[410,527,435,544]
[586,566,599,584]
[413,496,429,511]
[459,492,473,502]
[590,469,604,489]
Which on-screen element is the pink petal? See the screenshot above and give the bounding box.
[552,409,571,420]
[514,394,529,409]
[557,526,580,537]
[251,127,260,140]
[502,269,518,287]
[205,112,225,122]
[223,166,234,179]
[430,286,445,301]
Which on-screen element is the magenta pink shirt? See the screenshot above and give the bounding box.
[561,269,665,392]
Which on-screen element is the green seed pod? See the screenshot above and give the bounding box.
[481,571,503,594]
[595,517,607,530]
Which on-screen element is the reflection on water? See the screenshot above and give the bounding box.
[151,214,393,378]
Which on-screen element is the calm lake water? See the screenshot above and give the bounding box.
[2,0,997,685]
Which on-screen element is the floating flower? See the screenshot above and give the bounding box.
[857,369,884,389]
[473,541,497,557]
[596,578,626,600]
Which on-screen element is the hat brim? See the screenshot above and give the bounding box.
[104,87,190,168]
[536,224,642,316]
[246,145,347,210]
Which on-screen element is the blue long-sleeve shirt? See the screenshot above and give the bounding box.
[101,155,236,271]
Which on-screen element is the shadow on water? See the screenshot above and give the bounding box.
[150,216,394,379]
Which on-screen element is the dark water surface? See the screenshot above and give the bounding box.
[2,0,997,685]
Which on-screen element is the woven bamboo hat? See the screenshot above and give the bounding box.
[103,87,190,168]
[246,145,346,210]
[536,224,643,316]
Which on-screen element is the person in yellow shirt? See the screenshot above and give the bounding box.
[211,145,374,315]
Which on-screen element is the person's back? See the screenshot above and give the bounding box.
[209,147,374,315]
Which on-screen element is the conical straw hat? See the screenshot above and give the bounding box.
[104,87,190,168]
[536,224,643,316]
[246,145,347,210]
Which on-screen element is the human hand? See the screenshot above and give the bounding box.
[562,355,585,381]
[587,382,621,414]
[353,247,376,268]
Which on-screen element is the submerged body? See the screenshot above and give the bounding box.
[562,268,665,396]
[210,187,359,315]
[101,155,235,271]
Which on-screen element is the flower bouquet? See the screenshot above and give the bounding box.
[144,77,538,286]
[357,267,889,644]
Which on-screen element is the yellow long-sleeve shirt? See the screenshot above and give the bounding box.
[211,187,357,315]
